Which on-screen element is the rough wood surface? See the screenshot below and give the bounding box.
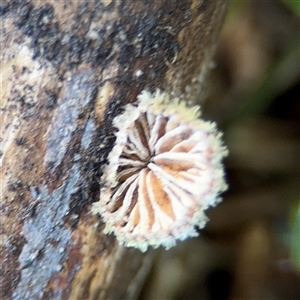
[0,1,228,299]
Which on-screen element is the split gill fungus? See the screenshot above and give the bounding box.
[92,90,228,252]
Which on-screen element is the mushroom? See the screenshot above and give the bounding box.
[92,90,228,251]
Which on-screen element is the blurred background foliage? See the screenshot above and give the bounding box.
[140,1,300,299]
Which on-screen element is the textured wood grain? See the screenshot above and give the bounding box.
[0,1,228,299]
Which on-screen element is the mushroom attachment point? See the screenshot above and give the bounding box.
[92,90,228,252]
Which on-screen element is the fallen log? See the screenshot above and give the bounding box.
[0,1,228,299]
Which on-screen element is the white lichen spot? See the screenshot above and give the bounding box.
[135,70,143,77]
[92,90,228,252]
[87,30,100,41]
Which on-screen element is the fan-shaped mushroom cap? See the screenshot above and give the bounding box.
[92,90,228,252]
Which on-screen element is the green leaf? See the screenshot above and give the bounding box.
[281,0,300,16]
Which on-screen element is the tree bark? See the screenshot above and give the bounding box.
[0,1,228,299]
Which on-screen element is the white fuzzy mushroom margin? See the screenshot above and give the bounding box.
[92,90,228,252]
